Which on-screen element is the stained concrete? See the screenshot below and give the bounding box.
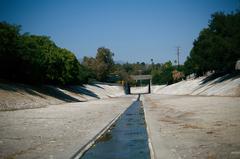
[0,83,125,111]
[143,94,240,159]
[0,96,135,159]
[151,74,240,96]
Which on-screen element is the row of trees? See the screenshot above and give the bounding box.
[0,22,117,85]
[112,11,240,85]
[0,22,89,85]
[151,61,184,85]
[110,61,183,85]
[1,11,238,86]
[184,11,240,76]
[0,21,181,86]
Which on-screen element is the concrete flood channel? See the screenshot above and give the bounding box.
[79,95,151,159]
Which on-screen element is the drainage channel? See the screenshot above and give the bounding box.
[80,95,150,159]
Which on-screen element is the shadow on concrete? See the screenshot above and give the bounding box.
[200,72,240,85]
[0,83,81,102]
[39,86,81,102]
[63,85,100,99]
[90,84,104,89]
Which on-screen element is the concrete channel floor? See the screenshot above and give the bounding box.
[0,96,136,159]
[143,94,240,159]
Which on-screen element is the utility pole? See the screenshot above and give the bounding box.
[151,58,154,70]
[176,46,180,67]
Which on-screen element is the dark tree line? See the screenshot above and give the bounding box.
[111,11,240,85]
[184,11,240,76]
[112,61,184,85]
[0,22,187,86]
[0,22,89,85]
[1,11,238,86]
[112,11,240,85]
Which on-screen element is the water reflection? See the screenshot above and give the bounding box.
[80,96,150,159]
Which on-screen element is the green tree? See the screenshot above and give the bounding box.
[95,47,114,81]
[151,69,161,84]
[0,21,88,85]
[184,11,240,76]
[20,35,56,83]
[0,22,22,81]
[151,61,174,85]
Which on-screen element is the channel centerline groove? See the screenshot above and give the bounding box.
[80,94,151,159]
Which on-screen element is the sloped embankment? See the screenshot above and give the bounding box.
[152,73,240,97]
[0,82,124,111]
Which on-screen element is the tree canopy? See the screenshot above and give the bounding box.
[82,47,114,82]
[184,11,240,76]
[0,22,89,85]
[1,11,239,86]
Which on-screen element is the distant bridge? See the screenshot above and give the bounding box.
[130,75,152,81]
[130,75,152,94]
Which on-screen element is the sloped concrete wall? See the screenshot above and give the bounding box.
[0,83,125,111]
[152,75,240,97]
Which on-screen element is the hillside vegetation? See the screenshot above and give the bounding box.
[0,11,239,90]
[184,11,240,76]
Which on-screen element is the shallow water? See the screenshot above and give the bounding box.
[80,98,150,159]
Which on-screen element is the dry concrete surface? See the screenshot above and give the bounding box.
[0,96,135,159]
[0,83,125,111]
[1,74,239,159]
[151,74,240,97]
[143,94,240,159]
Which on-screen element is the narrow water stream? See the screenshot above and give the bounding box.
[80,95,150,159]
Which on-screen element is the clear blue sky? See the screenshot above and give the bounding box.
[0,0,239,64]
